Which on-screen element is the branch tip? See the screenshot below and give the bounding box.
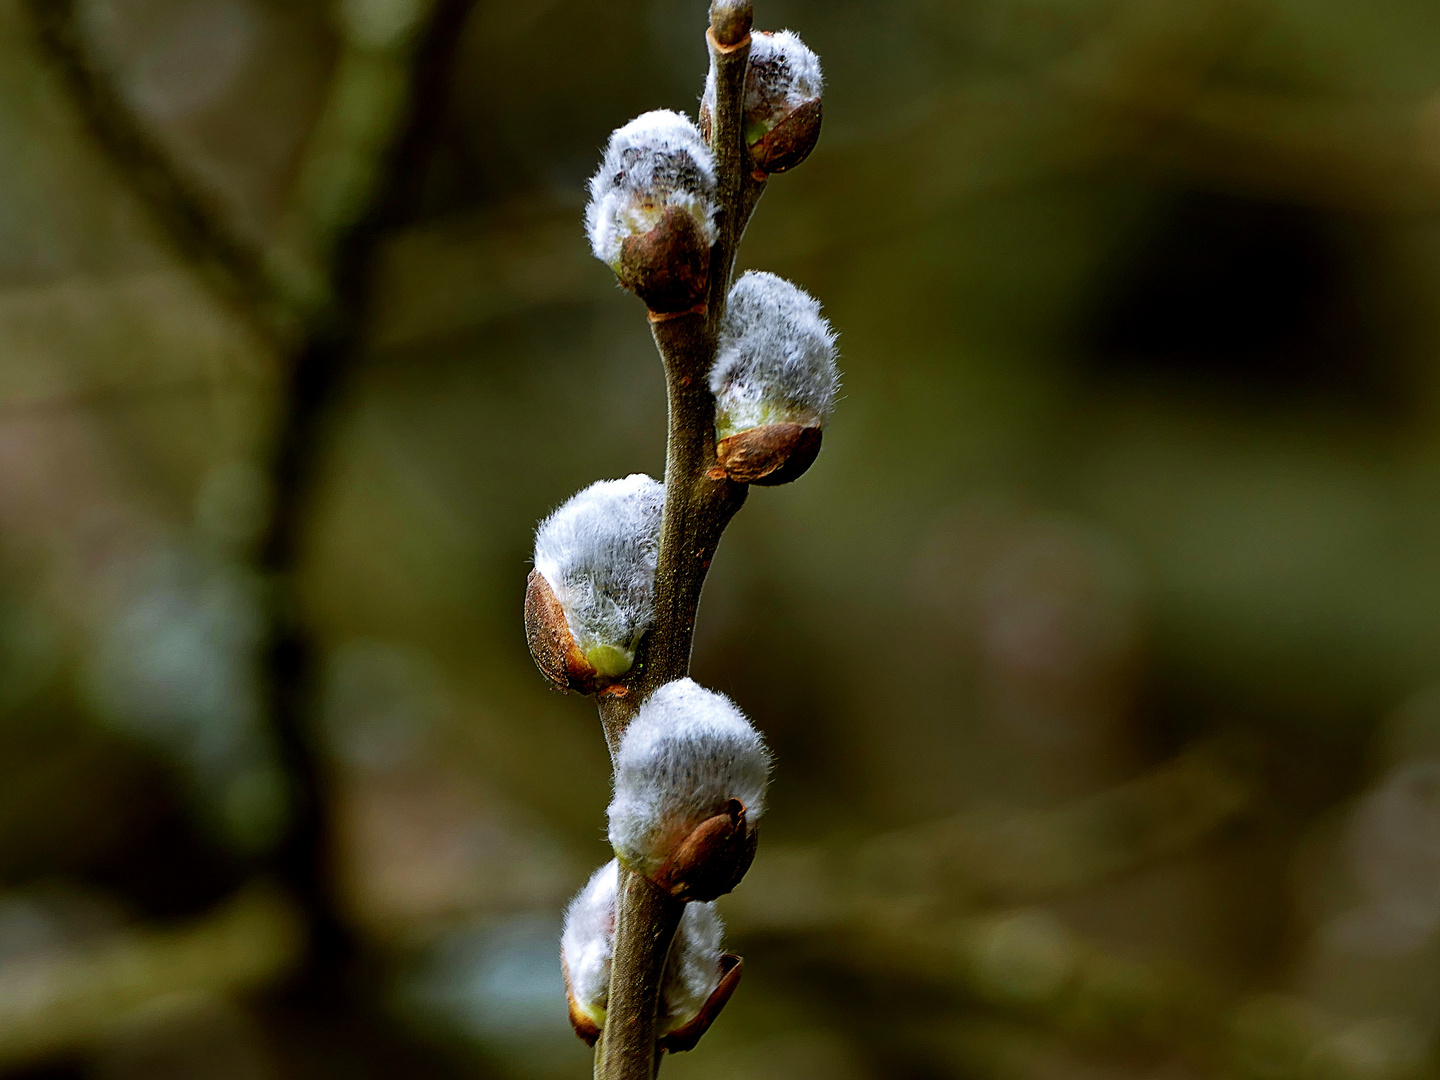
[707,0,752,48]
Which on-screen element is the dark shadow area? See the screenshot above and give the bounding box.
[1082,190,1411,417]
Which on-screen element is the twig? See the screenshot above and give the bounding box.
[591,17,768,1080]
[591,35,762,752]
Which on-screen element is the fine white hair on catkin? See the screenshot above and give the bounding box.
[585,110,719,268]
[661,900,724,1030]
[560,860,725,1030]
[533,474,664,659]
[561,860,618,1021]
[608,678,772,875]
[710,271,839,436]
[703,30,823,130]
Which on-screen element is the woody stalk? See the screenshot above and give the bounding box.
[523,2,835,1077]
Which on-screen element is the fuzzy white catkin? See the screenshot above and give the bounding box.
[533,475,664,668]
[662,897,725,1028]
[561,860,725,1030]
[710,271,839,437]
[561,861,617,1022]
[585,110,719,269]
[703,30,823,133]
[608,678,772,875]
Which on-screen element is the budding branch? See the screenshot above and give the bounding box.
[591,17,769,1080]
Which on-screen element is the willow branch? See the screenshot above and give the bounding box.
[593,28,767,750]
[593,16,766,1080]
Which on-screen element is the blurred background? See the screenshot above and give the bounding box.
[3,0,1440,1077]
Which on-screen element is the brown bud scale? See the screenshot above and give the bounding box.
[660,953,744,1053]
[618,205,712,314]
[652,799,759,902]
[750,98,822,175]
[563,957,603,1046]
[715,423,823,486]
[524,568,602,694]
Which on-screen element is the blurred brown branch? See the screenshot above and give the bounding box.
[24,0,294,348]
[23,0,476,1049]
